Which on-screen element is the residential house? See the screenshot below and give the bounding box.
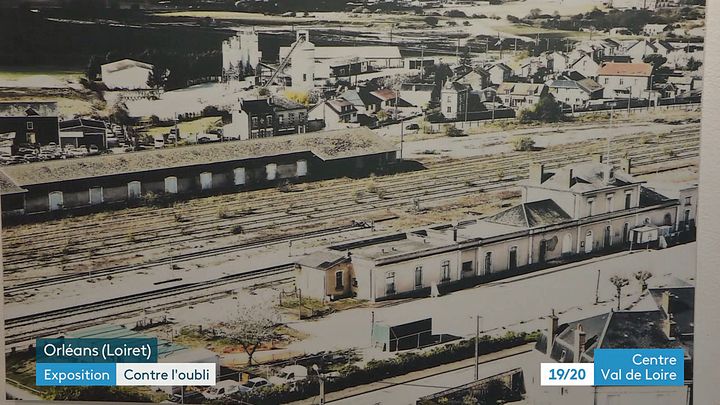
[667,75,697,93]
[272,97,308,136]
[59,118,109,150]
[597,62,653,99]
[226,97,307,141]
[370,88,401,110]
[547,78,604,109]
[496,82,548,110]
[547,51,570,73]
[487,63,513,85]
[307,99,358,130]
[643,23,672,36]
[456,69,491,92]
[100,59,154,90]
[529,282,693,404]
[0,102,59,155]
[340,88,383,116]
[440,81,470,120]
[569,52,601,79]
[403,56,436,72]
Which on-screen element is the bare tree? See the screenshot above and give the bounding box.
[610,275,630,311]
[221,303,280,366]
[634,271,653,293]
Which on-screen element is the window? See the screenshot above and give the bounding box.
[447,96,452,102]
[278,115,284,125]
[200,172,213,190]
[484,252,492,273]
[289,112,296,122]
[89,187,103,205]
[251,117,259,127]
[266,163,277,181]
[128,181,141,199]
[447,106,452,113]
[619,78,624,85]
[625,192,632,209]
[685,196,692,205]
[606,194,614,213]
[385,272,395,295]
[48,191,63,211]
[441,260,451,281]
[303,73,307,81]
[296,160,308,177]
[587,198,595,216]
[414,266,423,289]
[26,121,33,130]
[509,246,518,270]
[164,176,178,194]
[335,271,344,290]
[266,115,273,125]
[462,261,473,273]
[233,168,246,185]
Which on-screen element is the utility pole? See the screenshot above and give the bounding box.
[474,315,481,380]
[319,376,325,405]
[595,269,601,305]
[627,85,632,115]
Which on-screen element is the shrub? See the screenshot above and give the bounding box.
[511,136,536,151]
[445,126,466,137]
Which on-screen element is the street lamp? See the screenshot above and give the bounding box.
[312,364,325,405]
[473,315,483,381]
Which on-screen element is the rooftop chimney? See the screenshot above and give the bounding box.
[603,165,613,184]
[661,290,672,316]
[530,163,545,185]
[620,157,632,175]
[452,226,458,242]
[574,324,587,362]
[548,309,559,356]
[663,313,677,340]
[593,153,604,164]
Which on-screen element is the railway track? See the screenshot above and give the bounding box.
[3,126,700,280]
[5,263,295,348]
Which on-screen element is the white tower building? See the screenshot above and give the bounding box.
[289,30,316,91]
[222,29,261,81]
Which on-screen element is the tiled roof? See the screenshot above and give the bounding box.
[598,62,653,77]
[0,127,395,188]
[483,199,572,229]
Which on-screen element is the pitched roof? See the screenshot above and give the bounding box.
[0,127,396,188]
[59,118,107,131]
[101,59,153,73]
[370,88,398,101]
[496,82,546,96]
[240,98,273,115]
[340,88,382,107]
[489,62,512,72]
[296,250,349,270]
[327,99,356,114]
[598,62,653,77]
[483,199,572,228]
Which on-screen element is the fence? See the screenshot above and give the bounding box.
[427,102,702,132]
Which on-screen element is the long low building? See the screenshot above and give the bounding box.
[0,127,396,218]
[295,159,697,302]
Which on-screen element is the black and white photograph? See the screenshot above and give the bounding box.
[0,0,706,403]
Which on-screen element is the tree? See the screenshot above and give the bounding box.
[284,90,311,105]
[43,387,150,402]
[519,95,564,123]
[511,135,535,151]
[634,271,653,292]
[529,8,542,19]
[610,275,630,311]
[446,126,465,137]
[109,102,132,126]
[459,47,472,68]
[686,57,703,71]
[221,303,279,366]
[85,55,101,81]
[147,64,168,90]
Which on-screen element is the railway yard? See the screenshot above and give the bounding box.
[2,118,701,351]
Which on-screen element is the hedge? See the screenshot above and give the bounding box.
[226,330,540,405]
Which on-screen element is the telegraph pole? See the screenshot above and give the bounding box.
[474,315,480,380]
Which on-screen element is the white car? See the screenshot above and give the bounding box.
[203,380,242,400]
[269,365,308,386]
[238,377,269,393]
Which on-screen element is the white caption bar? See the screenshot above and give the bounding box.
[116,363,216,386]
[540,363,594,386]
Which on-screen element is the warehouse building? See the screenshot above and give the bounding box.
[0,127,396,218]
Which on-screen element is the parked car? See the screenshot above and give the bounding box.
[238,377,269,393]
[203,380,242,400]
[269,365,308,386]
[165,391,205,404]
[405,123,420,131]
